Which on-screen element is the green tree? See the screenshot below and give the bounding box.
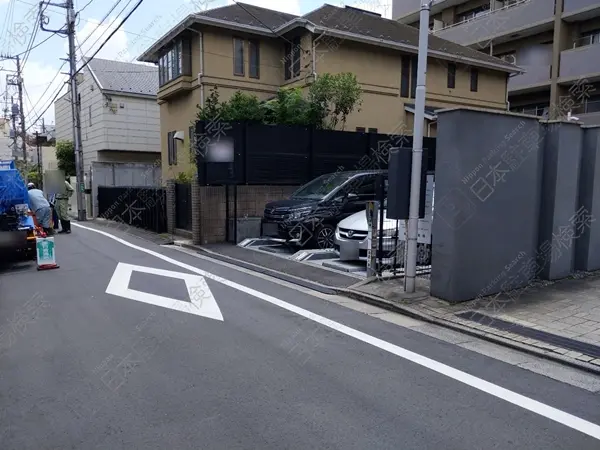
[262,88,310,126]
[307,73,362,130]
[55,140,76,176]
[220,91,264,122]
[196,86,223,121]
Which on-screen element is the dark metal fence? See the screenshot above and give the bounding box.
[195,120,436,186]
[97,186,167,234]
[375,172,434,278]
[175,183,192,231]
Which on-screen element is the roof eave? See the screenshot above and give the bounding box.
[101,89,157,99]
[85,63,103,90]
[312,26,520,74]
[138,14,281,63]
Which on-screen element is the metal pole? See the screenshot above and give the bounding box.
[10,96,17,160]
[15,56,28,167]
[405,0,433,293]
[66,0,86,220]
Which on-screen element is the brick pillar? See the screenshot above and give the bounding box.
[166,179,175,236]
[191,175,202,245]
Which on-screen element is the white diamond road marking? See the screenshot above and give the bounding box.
[105,262,223,321]
[75,223,600,441]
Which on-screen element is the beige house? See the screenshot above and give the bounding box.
[138,2,518,180]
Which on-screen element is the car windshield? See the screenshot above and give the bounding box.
[291,172,354,200]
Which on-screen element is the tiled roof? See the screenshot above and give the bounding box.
[85,58,158,97]
[302,5,514,70]
[197,2,297,29]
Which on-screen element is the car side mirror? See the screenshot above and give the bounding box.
[347,193,359,201]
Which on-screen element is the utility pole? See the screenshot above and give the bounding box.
[405,0,434,293]
[10,96,18,160]
[3,55,28,171]
[15,56,27,165]
[39,0,86,220]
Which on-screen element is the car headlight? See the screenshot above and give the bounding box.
[289,207,313,220]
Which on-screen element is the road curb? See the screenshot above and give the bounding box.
[178,242,600,376]
[335,287,600,377]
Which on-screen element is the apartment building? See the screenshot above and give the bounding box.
[138,2,518,180]
[393,0,600,124]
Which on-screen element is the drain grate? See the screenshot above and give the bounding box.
[456,311,600,359]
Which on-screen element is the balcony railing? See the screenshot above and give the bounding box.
[559,43,600,79]
[511,106,549,117]
[563,0,600,15]
[434,0,554,46]
[571,99,600,115]
[573,35,600,48]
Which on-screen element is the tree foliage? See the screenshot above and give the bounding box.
[195,73,362,130]
[55,140,76,176]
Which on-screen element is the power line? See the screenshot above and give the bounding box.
[77,0,95,14]
[24,77,66,131]
[75,0,144,76]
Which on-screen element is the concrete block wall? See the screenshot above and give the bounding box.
[575,126,600,271]
[197,185,297,244]
[431,110,600,303]
[537,122,582,280]
[431,108,544,303]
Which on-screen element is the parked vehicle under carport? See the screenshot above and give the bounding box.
[261,170,387,249]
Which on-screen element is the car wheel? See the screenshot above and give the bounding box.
[314,224,335,249]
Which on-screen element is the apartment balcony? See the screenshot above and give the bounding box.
[563,0,600,20]
[508,65,552,91]
[559,43,600,81]
[434,0,555,47]
[571,99,600,125]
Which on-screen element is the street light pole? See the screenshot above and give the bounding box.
[405,0,433,293]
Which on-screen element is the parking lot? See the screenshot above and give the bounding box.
[237,237,431,280]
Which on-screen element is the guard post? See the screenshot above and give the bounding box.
[366,200,379,277]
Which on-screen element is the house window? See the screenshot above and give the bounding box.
[356,127,366,132]
[158,39,191,87]
[368,128,378,133]
[400,55,410,98]
[470,68,478,92]
[447,63,456,89]
[249,40,260,79]
[167,131,177,165]
[233,38,244,76]
[284,37,301,80]
[410,56,418,98]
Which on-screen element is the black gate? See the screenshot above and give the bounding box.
[175,183,192,231]
[97,186,167,233]
[375,171,434,278]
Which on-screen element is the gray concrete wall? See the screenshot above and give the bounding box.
[575,126,600,271]
[431,109,543,303]
[90,161,161,218]
[537,122,582,280]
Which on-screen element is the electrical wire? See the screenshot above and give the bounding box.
[20,6,41,70]
[24,79,66,131]
[77,0,125,49]
[77,0,95,14]
[75,0,144,76]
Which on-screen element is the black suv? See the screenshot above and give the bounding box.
[262,170,387,249]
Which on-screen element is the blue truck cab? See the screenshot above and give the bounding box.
[0,160,37,261]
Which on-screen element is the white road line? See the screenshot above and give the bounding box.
[73,222,600,441]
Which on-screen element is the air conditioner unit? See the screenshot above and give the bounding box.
[433,19,444,31]
[500,54,517,64]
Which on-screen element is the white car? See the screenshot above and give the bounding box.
[333,209,432,264]
[334,177,435,265]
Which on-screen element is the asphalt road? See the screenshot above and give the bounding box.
[1,222,600,449]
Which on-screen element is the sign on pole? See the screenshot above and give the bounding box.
[36,237,59,270]
[366,201,379,278]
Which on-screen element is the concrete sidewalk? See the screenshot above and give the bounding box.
[345,273,600,375]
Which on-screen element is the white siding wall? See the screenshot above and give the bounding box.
[54,92,72,143]
[102,94,160,153]
[79,69,107,171]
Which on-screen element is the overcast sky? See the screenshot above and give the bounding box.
[0,0,391,132]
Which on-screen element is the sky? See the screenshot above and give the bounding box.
[0,0,392,133]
